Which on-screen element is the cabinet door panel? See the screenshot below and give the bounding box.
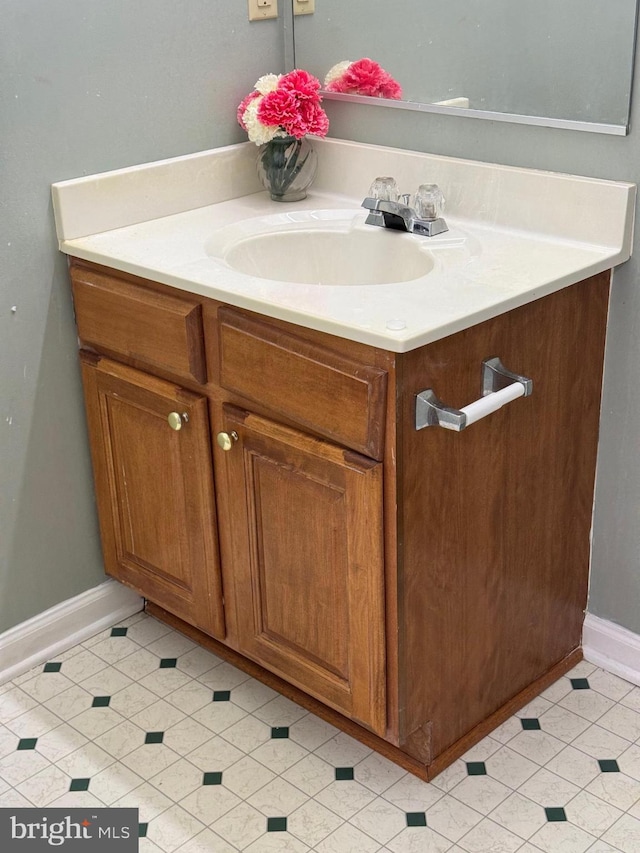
[81,354,225,639]
[250,453,351,678]
[218,406,386,735]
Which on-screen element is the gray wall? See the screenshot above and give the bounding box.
[0,0,281,633]
[324,53,640,634]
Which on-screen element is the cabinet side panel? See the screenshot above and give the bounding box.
[398,275,610,758]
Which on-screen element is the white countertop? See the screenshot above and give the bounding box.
[53,139,636,353]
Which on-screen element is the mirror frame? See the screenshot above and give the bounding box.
[285,1,638,136]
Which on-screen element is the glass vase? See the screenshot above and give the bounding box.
[256,135,317,202]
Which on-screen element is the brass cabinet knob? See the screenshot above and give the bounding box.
[168,412,189,431]
[217,431,238,451]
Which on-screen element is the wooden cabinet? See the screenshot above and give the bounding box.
[70,258,611,780]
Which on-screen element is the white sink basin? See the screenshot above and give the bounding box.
[205,210,436,286]
[52,139,635,350]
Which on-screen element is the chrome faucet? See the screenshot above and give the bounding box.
[362,179,448,237]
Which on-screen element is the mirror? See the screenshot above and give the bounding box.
[291,0,638,135]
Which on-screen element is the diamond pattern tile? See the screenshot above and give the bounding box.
[144,731,164,745]
[3,612,639,852]
[335,766,354,781]
[203,771,223,785]
[212,690,230,702]
[545,806,568,821]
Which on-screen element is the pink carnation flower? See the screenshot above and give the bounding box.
[285,99,330,139]
[258,89,299,129]
[304,101,330,136]
[325,58,402,100]
[279,68,321,100]
[236,90,260,131]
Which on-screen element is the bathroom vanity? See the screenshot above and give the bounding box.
[53,138,635,779]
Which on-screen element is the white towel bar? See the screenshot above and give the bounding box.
[415,357,533,432]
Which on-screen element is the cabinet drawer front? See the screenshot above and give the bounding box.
[217,308,387,459]
[72,267,207,383]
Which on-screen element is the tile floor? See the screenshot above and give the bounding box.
[2,610,640,852]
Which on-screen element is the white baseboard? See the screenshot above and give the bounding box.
[4,588,636,691]
[583,612,640,687]
[0,580,143,685]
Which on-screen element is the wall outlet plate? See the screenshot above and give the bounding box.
[293,0,315,15]
[248,0,278,21]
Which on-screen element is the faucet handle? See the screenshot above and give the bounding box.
[368,176,399,202]
[415,184,445,221]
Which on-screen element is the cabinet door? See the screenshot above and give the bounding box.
[217,405,386,735]
[81,354,225,639]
